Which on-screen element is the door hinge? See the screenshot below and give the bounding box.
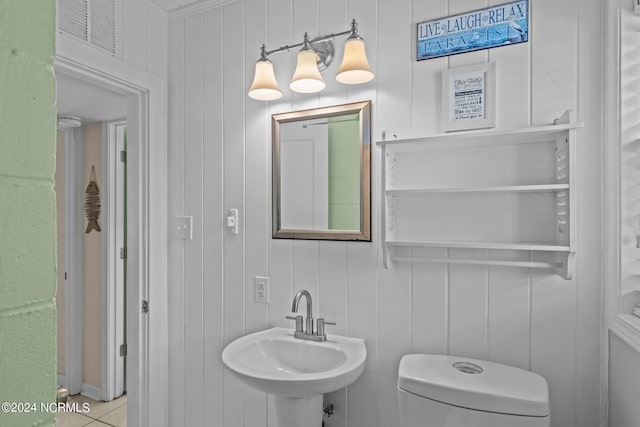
[120,247,127,260]
[142,300,149,314]
[65,272,67,280]
[120,343,127,357]
[120,150,127,163]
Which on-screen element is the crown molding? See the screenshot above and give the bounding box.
[144,0,169,19]
[169,0,238,21]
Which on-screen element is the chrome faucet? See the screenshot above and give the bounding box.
[291,289,314,335]
[286,289,335,342]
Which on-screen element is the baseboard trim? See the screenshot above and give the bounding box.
[81,383,104,401]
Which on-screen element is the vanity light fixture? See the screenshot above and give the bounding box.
[248,19,374,101]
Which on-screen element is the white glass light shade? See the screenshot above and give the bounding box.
[248,59,282,101]
[289,49,326,93]
[336,37,374,84]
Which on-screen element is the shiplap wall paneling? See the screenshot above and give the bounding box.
[167,16,186,427]
[486,0,530,127]
[146,7,169,73]
[123,0,148,69]
[318,0,348,104]
[291,241,320,325]
[575,0,605,426]
[531,0,578,124]
[202,6,226,426]
[375,0,413,426]
[486,252,531,369]
[411,1,447,135]
[244,0,270,425]
[342,1,379,424]
[121,0,168,77]
[410,247,448,355]
[222,2,248,427]
[529,2,579,427]
[343,0,379,424]
[344,244,379,427]
[165,0,605,426]
[487,0,528,128]
[266,0,295,360]
[244,0,269,337]
[183,13,206,427]
[319,241,349,427]
[448,249,489,360]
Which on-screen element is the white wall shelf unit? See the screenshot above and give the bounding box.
[378,110,583,279]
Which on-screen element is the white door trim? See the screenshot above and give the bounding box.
[59,126,84,396]
[56,37,168,427]
[103,119,127,401]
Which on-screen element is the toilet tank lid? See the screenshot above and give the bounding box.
[398,354,549,417]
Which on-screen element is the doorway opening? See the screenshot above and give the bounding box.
[54,45,169,427]
[55,72,129,425]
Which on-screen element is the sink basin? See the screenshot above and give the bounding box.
[222,327,366,397]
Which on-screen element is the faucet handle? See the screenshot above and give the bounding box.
[285,315,304,333]
[316,318,336,338]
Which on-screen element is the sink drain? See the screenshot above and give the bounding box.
[453,361,483,374]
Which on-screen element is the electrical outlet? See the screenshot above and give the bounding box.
[254,276,269,304]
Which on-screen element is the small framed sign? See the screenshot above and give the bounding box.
[442,62,495,132]
[417,0,528,60]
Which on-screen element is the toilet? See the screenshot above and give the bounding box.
[398,354,550,427]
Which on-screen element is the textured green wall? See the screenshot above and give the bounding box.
[0,1,57,426]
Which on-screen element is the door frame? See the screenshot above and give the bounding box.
[56,37,168,427]
[103,119,128,401]
[57,126,85,397]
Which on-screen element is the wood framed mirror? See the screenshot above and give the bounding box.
[272,100,371,241]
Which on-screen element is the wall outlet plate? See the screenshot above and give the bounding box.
[254,276,269,304]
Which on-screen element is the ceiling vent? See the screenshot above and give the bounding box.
[58,0,119,56]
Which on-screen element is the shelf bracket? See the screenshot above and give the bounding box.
[556,251,575,280]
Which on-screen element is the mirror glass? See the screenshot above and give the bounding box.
[272,101,371,241]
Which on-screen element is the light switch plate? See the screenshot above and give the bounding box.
[226,209,239,234]
[175,216,193,240]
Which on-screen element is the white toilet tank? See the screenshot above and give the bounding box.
[397,354,550,427]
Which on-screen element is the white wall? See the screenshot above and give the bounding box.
[57,0,168,79]
[167,0,604,426]
[120,0,168,77]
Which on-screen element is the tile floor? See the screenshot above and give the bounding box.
[56,394,127,427]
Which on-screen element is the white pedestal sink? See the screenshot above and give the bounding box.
[221,327,366,427]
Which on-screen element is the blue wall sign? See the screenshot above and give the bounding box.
[417,0,528,60]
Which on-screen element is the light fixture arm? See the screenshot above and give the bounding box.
[261,19,358,58]
[248,18,372,100]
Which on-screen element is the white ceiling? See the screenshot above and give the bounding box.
[56,73,127,125]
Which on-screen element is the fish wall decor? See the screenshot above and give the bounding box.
[84,165,101,233]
